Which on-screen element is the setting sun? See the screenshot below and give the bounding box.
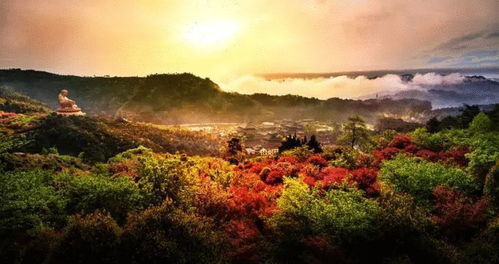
[181,20,241,49]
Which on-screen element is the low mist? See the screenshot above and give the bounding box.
[221,72,466,100]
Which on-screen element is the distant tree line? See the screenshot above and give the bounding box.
[426,104,499,132]
[279,134,323,153]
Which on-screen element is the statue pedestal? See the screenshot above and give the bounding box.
[56,107,85,116]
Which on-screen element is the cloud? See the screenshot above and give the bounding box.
[1,0,499,77]
[465,49,498,58]
[221,73,466,100]
[435,32,485,51]
[485,31,499,39]
[428,56,452,64]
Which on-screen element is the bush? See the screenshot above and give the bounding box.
[379,154,479,205]
[483,162,499,208]
[350,168,380,197]
[268,178,381,262]
[410,128,447,152]
[465,132,499,182]
[281,146,313,162]
[370,190,456,263]
[323,147,359,169]
[468,112,492,134]
[389,134,413,149]
[121,200,225,264]
[58,173,144,223]
[432,186,490,240]
[0,170,67,234]
[463,216,499,264]
[50,212,122,264]
[270,178,381,242]
[136,154,200,207]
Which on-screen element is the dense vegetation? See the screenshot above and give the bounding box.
[1,91,498,263]
[0,69,431,124]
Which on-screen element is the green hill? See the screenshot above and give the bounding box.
[0,69,431,123]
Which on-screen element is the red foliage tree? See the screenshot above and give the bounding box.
[388,134,413,149]
[437,146,471,167]
[403,144,421,154]
[307,154,329,168]
[350,168,380,197]
[432,186,490,239]
[278,156,299,164]
[373,147,401,165]
[321,167,349,187]
[416,149,439,162]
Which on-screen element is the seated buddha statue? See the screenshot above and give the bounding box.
[57,89,84,115]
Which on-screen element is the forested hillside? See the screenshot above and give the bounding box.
[1,91,498,263]
[0,69,431,124]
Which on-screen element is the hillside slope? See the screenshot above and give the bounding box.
[0,69,431,124]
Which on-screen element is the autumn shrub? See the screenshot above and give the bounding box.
[350,168,380,197]
[389,134,413,149]
[403,144,421,154]
[107,160,139,178]
[281,146,313,161]
[120,200,225,264]
[228,186,271,219]
[224,219,265,263]
[136,154,200,207]
[437,146,471,167]
[307,154,328,168]
[265,170,285,184]
[373,147,401,166]
[278,156,299,164]
[379,154,479,206]
[198,158,235,188]
[50,212,122,264]
[415,149,439,162]
[320,167,349,187]
[432,186,490,240]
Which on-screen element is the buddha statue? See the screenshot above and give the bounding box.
[56,89,85,116]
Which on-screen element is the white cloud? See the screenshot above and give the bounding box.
[221,72,466,99]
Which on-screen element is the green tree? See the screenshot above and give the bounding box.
[338,115,370,149]
[379,154,479,205]
[306,135,322,153]
[469,112,492,133]
[460,105,481,128]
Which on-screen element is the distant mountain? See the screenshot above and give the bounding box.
[384,75,499,108]
[261,66,499,80]
[0,69,431,124]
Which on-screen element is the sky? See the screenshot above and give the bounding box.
[1,0,498,82]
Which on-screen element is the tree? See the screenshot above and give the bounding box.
[278,133,305,153]
[225,137,244,164]
[226,138,243,156]
[338,115,370,149]
[426,117,441,133]
[460,105,481,128]
[469,112,492,133]
[307,135,322,153]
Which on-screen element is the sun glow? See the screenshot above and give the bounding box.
[181,20,241,49]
